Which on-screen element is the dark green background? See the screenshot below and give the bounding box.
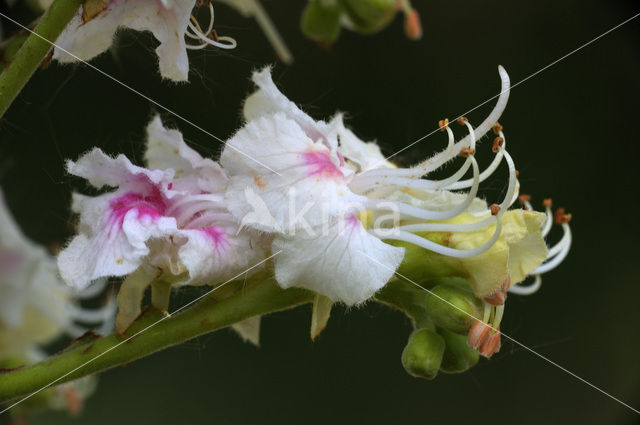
[1,0,639,423]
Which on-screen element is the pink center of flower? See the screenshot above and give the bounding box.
[201,226,227,248]
[301,150,343,179]
[109,189,166,228]
[345,214,361,229]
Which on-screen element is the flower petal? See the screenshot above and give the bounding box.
[144,116,227,193]
[273,216,404,305]
[54,0,196,81]
[222,113,364,233]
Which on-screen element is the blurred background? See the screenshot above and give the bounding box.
[1,0,639,423]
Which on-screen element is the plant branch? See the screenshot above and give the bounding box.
[0,0,82,118]
[0,278,313,403]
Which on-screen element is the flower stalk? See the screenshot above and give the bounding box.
[0,278,313,403]
[0,0,82,118]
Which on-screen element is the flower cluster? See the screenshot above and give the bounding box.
[58,67,571,359]
[0,188,115,414]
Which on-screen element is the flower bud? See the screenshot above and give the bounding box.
[438,328,479,373]
[426,284,483,334]
[301,0,343,44]
[340,0,397,34]
[401,329,445,379]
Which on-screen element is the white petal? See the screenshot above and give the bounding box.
[175,225,266,286]
[243,67,336,148]
[68,148,171,189]
[273,217,404,305]
[330,115,395,172]
[53,0,196,82]
[58,188,178,290]
[144,116,227,193]
[222,113,364,232]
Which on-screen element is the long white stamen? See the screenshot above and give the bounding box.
[357,123,462,180]
[364,122,481,221]
[448,133,506,190]
[187,21,237,49]
[376,217,502,258]
[508,275,542,295]
[534,223,571,274]
[541,204,553,237]
[365,155,479,221]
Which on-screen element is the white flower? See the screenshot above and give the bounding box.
[53,0,236,82]
[0,188,114,359]
[57,116,266,332]
[220,67,529,305]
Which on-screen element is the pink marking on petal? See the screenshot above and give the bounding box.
[0,250,24,274]
[109,188,166,228]
[337,152,345,167]
[345,214,361,229]
[301,150,343,179]
[201,226,228,248]
[167,183,173,190]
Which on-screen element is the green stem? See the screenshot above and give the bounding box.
[0,0,83,118]
[0,279,313,402]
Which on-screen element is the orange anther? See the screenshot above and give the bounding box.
[492,136,504,153]
[543,198,553,208]
[554,207,572,224]
[456,116,469,126]
[459,147,476,157]
[492,122,503,135]
[438,118,449,131]
[479,329,501,358]
[490,204,501,216]
[518,194,531,204]
[467,321,492,350]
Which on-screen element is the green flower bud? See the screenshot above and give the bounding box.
[301,0,343,44]
[340,0,397,34]
[426,284,483,334]
[438,328,479,374]
[401,329,445,379]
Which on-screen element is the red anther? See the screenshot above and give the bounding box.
[404,9,422,40]
[543,198,553,208]
[438,119,449,131]
[502,274,511,291]
[456,116,469,126]
[492,137,504,153]
[484,287,506,306]
[515,170,520,178]
[490,204,501,216]
[518,194,531,204]
[459,147,476,157]
[479,329,502,358]
[467,321,492,350]
[554,207,572,224]
[65,388,83,416]
[492,122,503,135]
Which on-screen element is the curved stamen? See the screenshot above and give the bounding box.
[508,274,542,295]
[534,223,571,274]
[363,121,481,221]
[186,3,237,50]
[356,121,463,180]
[448,135,506,190]
[541,199,553,237]
[376,217,502,259]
